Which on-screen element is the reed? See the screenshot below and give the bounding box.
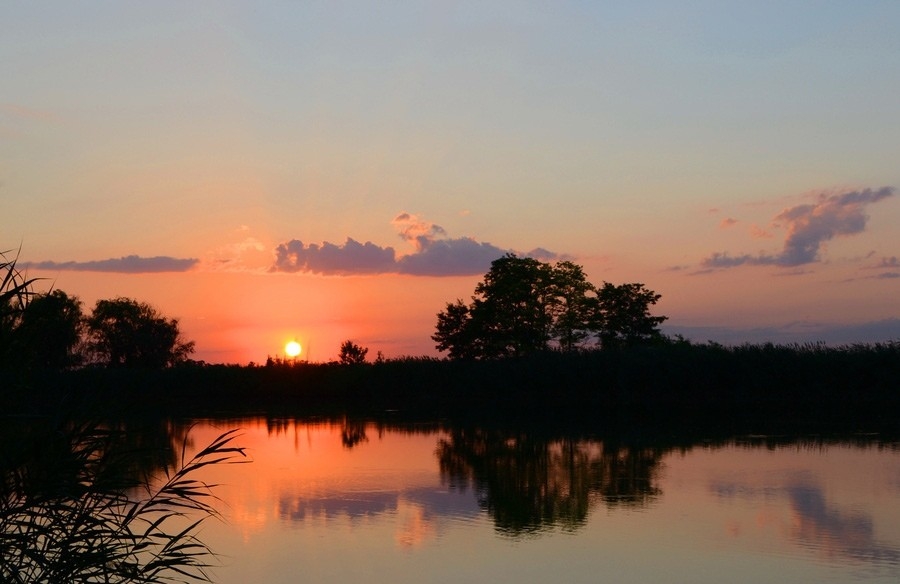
[1,423,246,583]
[0,247,40,310]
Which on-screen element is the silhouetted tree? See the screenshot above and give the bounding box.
[594,282,667,349]
[86,298,194,368]
[338,340,368,364]
[14,290,84,370]
[434,255,556,359]
[473,255,556,357]
[433,254,667,359]
[548,261,596,351]
[433,300,478,359]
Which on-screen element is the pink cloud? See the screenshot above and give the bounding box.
[22,255,198,273]
[719,217,738,229]
[271,213,565,276]
[749,224,773,239]
[702,187,894,269]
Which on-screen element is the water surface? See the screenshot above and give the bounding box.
[184,420,900,583]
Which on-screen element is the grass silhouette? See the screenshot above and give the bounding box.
[1,421,246,583]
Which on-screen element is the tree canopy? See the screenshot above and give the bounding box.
[15,290,85,370]
[86,298,194,368]
[432,254,666,359]
[594,282,667,349]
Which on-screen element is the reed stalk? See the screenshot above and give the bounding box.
[1,424,247,583]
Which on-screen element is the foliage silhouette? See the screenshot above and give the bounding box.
[14,290,85,370]
[1,419,246,583]
[29,339,897,431]
[338,340,369,365]
[593,282,666,348]
[87,298,195,368]
[433,254,667,358]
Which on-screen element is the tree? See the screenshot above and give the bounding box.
[594,282,667,349]
[15,290,84,369]
[86,297,194,368]
[338,340,369,364]
[432,254,667,359]
[434,300,478,359]
[433,254,594,359]
[470,255,556,357]
[548,261,596,352]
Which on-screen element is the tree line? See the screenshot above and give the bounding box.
[2,250,193,371]
[5,249,668,371]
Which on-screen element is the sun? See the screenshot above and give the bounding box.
[285,340,302,358]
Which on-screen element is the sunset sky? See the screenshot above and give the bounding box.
[3,1,899,363]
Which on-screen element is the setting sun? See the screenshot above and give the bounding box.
[285,341,302,358]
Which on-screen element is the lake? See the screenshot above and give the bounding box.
[178,418,900,584]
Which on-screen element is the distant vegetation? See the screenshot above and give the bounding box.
[3,248,899,429]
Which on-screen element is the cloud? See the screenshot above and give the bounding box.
[749,224,773,239]
[272,238,397,275]
[22,255,199,273]
[391,213,447,252]
[700,252,770,268]
[702,187,895,269]
[270,213,564,276]
[397,237,511,276]
[525,247,568,262]
[868,256,899,270]
[390,212,520,276]
[719,217,738,229]
[204,236,269,272]
[846,255,900,281]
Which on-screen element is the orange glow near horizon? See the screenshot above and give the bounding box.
[23,269,460,364]
[22,257,900,366]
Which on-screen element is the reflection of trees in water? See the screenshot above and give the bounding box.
[1,416,243,583]
[436,428,663,535]
[261,416,372,449]
[341,419,369,448]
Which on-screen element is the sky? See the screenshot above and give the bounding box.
[2,1,899,363]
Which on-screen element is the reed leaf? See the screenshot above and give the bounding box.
[0,247,41,309]
[1,423,247,583]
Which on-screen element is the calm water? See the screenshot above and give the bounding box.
[176,419,900,584]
